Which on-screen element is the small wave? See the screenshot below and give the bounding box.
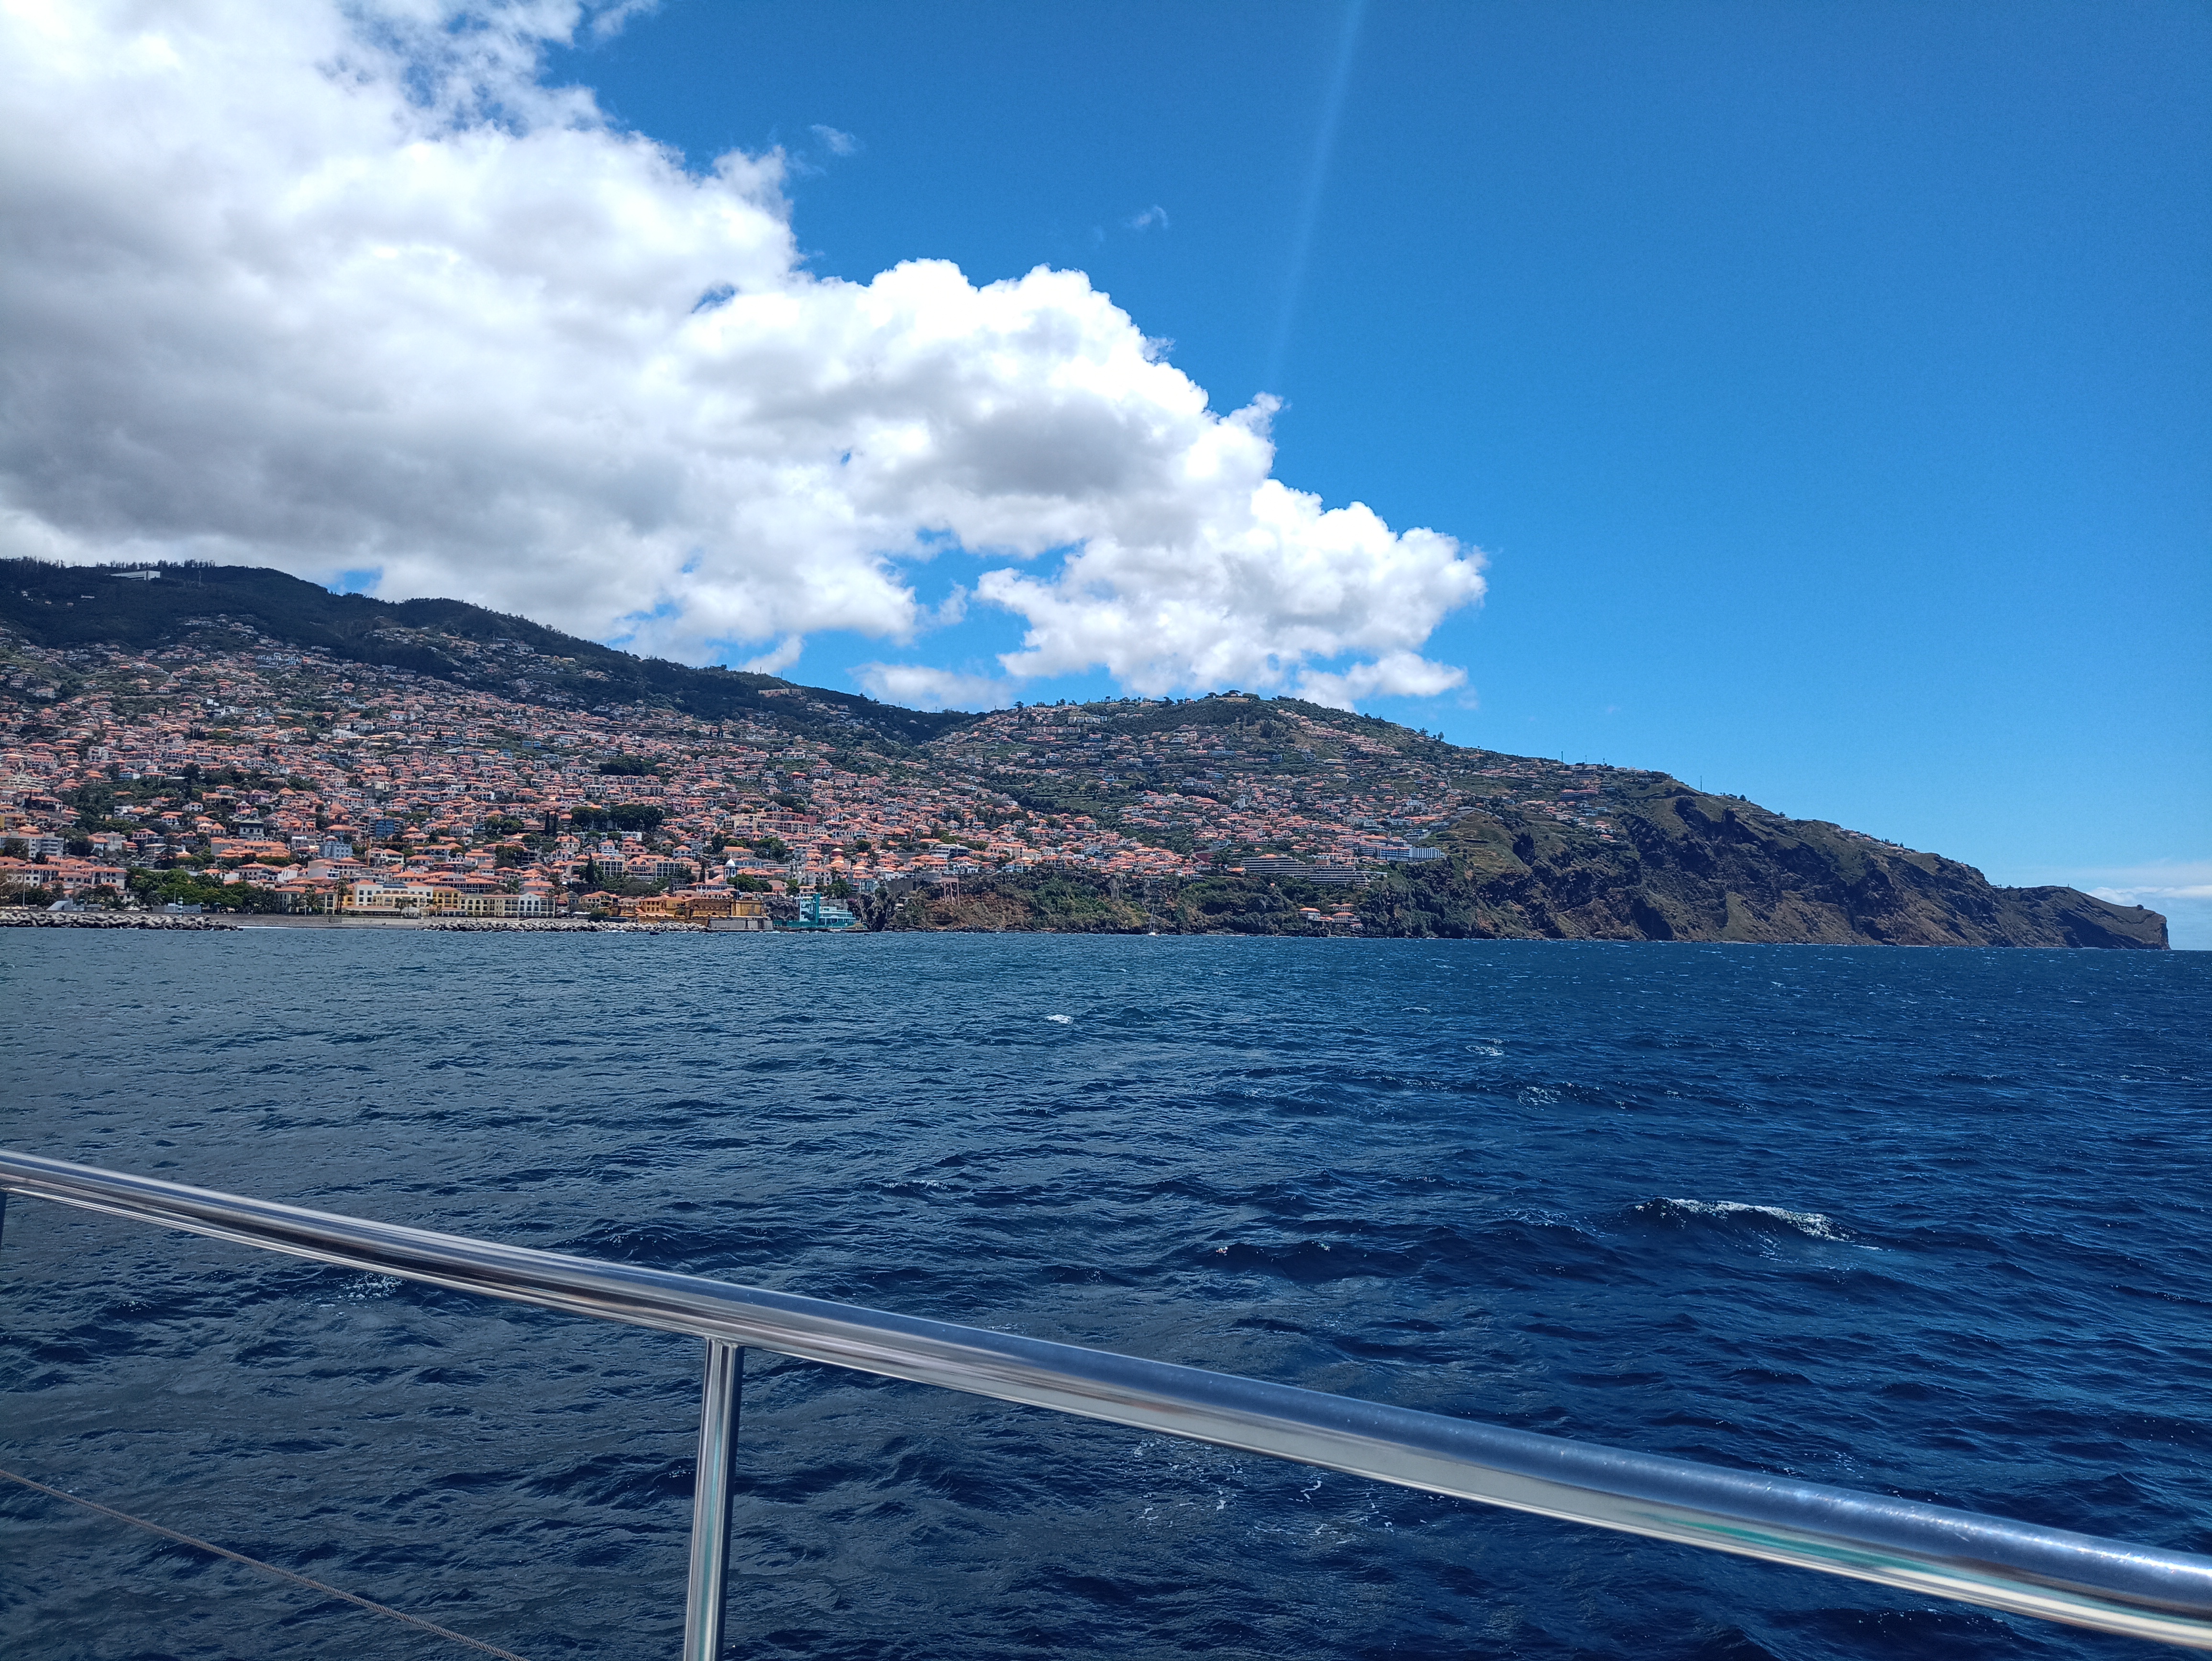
[1045,1013,1073,1024]
[1635,1197,1850,1241]
[314,1272,401,1305]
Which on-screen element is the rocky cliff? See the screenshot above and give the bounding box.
[1358,784,2168,947]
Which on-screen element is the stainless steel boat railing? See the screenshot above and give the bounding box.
[4,1148,2210,1654]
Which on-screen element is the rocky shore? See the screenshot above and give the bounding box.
[0,908,237,930]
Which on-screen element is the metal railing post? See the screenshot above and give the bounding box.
[681,1340,743,1661]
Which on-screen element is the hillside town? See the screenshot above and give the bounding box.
[0,616,1603,924]
[0,574,2162,950]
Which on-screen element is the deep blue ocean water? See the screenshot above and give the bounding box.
[0,932,2206,1661]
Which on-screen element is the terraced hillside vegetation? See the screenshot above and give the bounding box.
[874,773,2166,947]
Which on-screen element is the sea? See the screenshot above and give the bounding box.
[0,932,2206,1661]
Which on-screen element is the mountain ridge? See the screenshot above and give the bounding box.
[0,558,974,747]
[0,558,2167,947]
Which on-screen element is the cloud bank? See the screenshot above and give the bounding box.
[2085,860,2212,950]
[0,0,1485,709]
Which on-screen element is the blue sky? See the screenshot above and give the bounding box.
[547,0,2209,936]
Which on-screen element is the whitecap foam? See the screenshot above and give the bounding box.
[1642,1198,1850,1241]
[1045,1013,1073,1024]
[317,1272,402,1305]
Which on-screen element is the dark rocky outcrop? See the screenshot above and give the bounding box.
[1355,787,2167,947]
[868,814,2167,945]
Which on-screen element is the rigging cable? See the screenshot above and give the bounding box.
[0,1464,532,1661]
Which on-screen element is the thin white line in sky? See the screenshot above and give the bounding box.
[1267,0,1368,393]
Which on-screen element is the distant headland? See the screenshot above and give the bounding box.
[0,559,2166,947]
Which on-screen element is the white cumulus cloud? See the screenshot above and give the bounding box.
[738,635,805,675]
[851,664,1020,711]
[0,0,1485,708]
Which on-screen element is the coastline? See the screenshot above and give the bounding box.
[0,908,714,933]
[225,914,717,933]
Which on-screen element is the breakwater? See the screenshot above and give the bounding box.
[0,907,236,930]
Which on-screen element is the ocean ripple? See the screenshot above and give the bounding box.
[1,933,2207,1661]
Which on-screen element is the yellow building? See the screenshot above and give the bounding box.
[340,877,447,915]
[443,892,553,918]
[626,891,770,926]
